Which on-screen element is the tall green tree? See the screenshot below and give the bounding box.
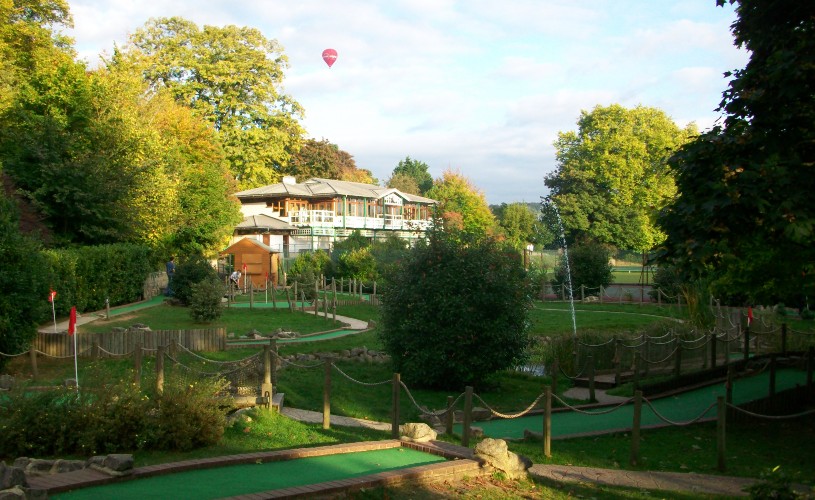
[494,202,552,250]
[126,17,305,189]
[390,156,433,195]
[426,170,495,237]
[546,104,696,252]
[658,0,815,307]
[386,172,420,195]
[379,230,531,389]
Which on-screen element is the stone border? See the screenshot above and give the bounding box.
[26,440,485,498]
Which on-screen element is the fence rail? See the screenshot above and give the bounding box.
[34,329,226,357]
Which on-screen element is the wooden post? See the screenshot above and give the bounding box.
[29,346,38,380]
[293,281,298,308]
[580,284,584,302]
[286,287,293,311]
[315,280,319,309]
[323,291,328,319]
[445,396,454,435]
[271,339,279,387]
[272,284,277,309]
[391,373,401,439]
[156,345,165,395]
[600,285,604,304]
[262,344,273,404]
[630,390,642,466]
[92,338,100,361]
[769,353,777,397]
[373,281,377,305]
[133,342,142,386]
[462,386,473,447]
[588,355,596,402]
[543,385,552,458]
[717,396,726,472]
[322,361,331,429]
[642,336,650,377]
[332,280,337,309]
[249,282,254,309]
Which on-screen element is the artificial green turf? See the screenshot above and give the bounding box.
[53,447,446,499]
[470,368,808,439]
[227,329,361,344]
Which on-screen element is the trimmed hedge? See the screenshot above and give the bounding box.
[43,243,154,316]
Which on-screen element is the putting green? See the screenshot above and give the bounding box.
[471,368,808,440]
[53,447,446,499]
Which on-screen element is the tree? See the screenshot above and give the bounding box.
[379,230,532,389]
[286,138,371,183]
[426,170,495,237]
[391,156,433,195]
[552,239,614,292]
[494,202,552,250]
[386,172,420,195]
[658,0,815,307]
[126,17,305,189]
[546,104,696,252]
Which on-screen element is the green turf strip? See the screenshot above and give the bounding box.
[53,447,446,499]
[473,368,808,440]
[227,329,359,344]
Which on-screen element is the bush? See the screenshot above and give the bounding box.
[173,253,219,305]
[0,376,229,457]
[189,277,225,323]
[552,239,613,292]
[379,230,532,389]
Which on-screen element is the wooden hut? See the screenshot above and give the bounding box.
[220,238,280,288]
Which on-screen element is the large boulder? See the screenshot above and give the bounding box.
[474,438,531,480]
[399,423,437,443]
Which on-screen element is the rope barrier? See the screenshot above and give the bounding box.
[640,347,679,365]
[552,393,633,415]
[398,381,462,417]
[559,358,589,380]
[97,347,134,357]
[473,391,546,419]
[331,363,391,386]
[176,343,261,365]
[578,338,615,348]
[0,350,30,358]
[643,398,717,426]
[725,403,815,420]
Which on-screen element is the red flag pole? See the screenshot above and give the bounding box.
[69,306,79,389]
[49,289,57,333]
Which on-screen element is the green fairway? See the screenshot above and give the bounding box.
[469,368,807,440]
[53,447,446,499]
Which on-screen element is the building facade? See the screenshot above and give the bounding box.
[232,177,436,256]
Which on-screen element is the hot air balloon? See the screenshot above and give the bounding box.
[322,48,338,68]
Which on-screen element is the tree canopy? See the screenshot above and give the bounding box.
[493,202,553,250]
[426,170,495,238]
[546,104,696,252]
[286,138,375,184]
[657,0,815,306]
[125,17,305,189]
[390,156,433,195]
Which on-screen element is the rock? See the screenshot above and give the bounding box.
[24,460,53,476]
[9,460,27,471]
[0,375,14,391]
[399,423,437,443]
[103,454,134,472]
[131,323,148,329]
[0,485,25,499]
[1,463,27,489]
[53,460,85,474]
[470,426,484,438]
[474,438,531,480]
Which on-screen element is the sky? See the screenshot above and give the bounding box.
[66,0,749,205]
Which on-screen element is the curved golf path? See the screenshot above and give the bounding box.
[32,296,808,498]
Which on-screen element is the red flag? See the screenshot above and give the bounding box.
[68,306,77,336]
[265,271,269,282]
[243,263,247,272]
[747,307,754,327]
[49,289,57,302]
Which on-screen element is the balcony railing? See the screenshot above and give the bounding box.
[287,210,430,231]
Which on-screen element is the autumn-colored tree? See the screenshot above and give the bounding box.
[426,170,495,237]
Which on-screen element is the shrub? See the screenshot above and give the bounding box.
[552,239,613,292]
[173,253,219,305]
[189,277,225,323]
[150,378,228,451]
[379,230,532,389]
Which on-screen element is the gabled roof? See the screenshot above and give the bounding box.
[235,214,294,231]
[221,237,278,254]
[236,178,436,204]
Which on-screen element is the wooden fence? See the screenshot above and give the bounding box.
[34,329,226,357]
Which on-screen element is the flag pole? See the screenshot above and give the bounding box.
[68,306,79,390]
[73,325,79,390]
[52,301,57,333]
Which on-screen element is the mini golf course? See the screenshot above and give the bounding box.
[47,443,457,499]
[469,367,809,440]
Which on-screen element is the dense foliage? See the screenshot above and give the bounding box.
[0,377,228,456]
[388,156,433,195]
[286,138,376,184]
[172,253,221,306]
[379,230,532,389]
[426,170,496,238]
[189,276,226,323]
[658,0,815,307]
[546,104,695,252]
[43,243,154,315]
[552,240,614,293]
[0,195,50,367]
